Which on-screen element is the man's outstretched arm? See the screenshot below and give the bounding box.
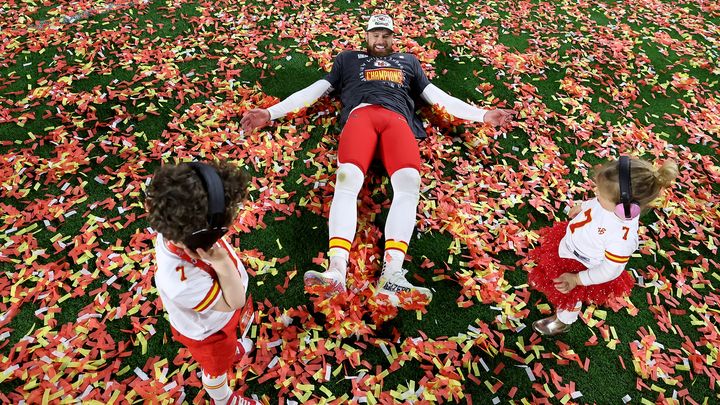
[241,79,333,132]
[420,84,516,127]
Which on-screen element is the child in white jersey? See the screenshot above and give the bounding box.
[529,156,678,336]
[146,161,260,405]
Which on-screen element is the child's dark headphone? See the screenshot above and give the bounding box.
[614,156,641,220]
[183,162,228,251]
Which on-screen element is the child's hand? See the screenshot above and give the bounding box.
[553,273,580,293]
[568,202,582,219]
[186,244,233,268]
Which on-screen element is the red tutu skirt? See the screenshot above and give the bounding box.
[528,221,634,311]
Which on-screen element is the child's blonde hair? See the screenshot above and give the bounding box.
[594,158,678,209]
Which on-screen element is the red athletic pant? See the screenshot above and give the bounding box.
[171,309,241,376]
[337,105,421,175]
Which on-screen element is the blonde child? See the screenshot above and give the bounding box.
[529,156,678,336]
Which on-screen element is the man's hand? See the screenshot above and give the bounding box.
[553,273,581,294]
[241,108,271,132]
[483,109,517,127]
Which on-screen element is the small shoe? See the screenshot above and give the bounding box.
[236,337,254,358]
[376,269,433,306]
[532,315,571,337]
[215,391,261,405]
[303,268,346,297]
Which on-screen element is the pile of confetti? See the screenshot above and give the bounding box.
[1,0,718,403]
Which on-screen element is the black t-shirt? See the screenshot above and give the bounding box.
[324,50,432,139]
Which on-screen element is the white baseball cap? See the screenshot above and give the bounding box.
[367,14,394,32]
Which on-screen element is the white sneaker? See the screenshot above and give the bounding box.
[235,337,254,363]
[237,337,254,354]
[217,391,261,405]
[376,269,432,306]
[303,268,346,296]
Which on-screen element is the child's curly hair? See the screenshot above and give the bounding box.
[145,161,250,242]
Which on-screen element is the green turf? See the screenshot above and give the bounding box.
[0,0,718,404]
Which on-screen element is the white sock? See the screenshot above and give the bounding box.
[328,162,364,263]
[202,371,232,404]
[382,168,420,276]
[556,302,582,324]
[328,254,348,278]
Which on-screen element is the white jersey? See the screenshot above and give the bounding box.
[154,234,249,340]
[558,198,639,286]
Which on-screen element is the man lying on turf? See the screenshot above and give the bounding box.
[242,14,516,305]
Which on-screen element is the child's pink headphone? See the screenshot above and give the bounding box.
[615,156,641,220]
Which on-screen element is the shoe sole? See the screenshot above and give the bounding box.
[375,289,433,306]
[376,291,401,306]
[303,272,345,296]
[532,320,568,337]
